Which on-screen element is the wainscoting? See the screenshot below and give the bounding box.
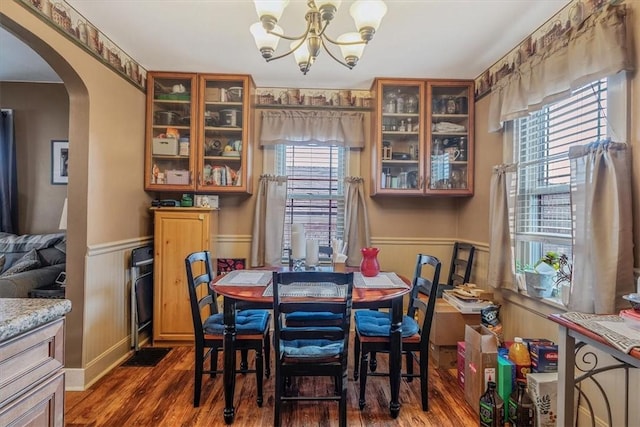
[65,236,152,390]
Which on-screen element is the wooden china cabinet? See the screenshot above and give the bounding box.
[371,78,474,196]
[144,72,254,194]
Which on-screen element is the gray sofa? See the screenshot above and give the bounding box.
[0,233,66,298]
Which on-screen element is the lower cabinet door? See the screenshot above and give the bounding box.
[0,371,65,427]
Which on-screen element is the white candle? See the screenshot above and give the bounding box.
[306,239,319,266]
[291,231,305,259]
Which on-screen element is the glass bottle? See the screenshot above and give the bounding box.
[479,381,504,427]
[406,93,419,113]
[396,90,406,114]
[433,138,443,155]
[384,90,397,113]
[508,380,535,427]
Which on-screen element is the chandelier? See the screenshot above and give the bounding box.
[250,0,387,75]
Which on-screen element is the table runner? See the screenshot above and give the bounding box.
[216,270,272,286]
[262,282,346,298]
[354,272,409,289]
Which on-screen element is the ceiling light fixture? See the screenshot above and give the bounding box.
[250,0,387,75]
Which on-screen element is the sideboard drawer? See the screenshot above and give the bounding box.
[0,318,64,407]
[0,371,64,427]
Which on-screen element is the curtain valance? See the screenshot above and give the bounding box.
[488,4,633,132]
[259,109,365,148]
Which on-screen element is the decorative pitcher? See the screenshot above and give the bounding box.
[360,247,380,277]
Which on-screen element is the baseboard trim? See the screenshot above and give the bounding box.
[65,335,148,391]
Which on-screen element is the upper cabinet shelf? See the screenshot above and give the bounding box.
[144,72,254,194]
[370,78,474,197]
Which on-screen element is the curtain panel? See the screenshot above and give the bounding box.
[488,4,633,132]
[487,164,517,290]
[343,177,370,267]
[0,110,17,233]
[259,110,365,148]
[250,175,288,267]
[568,140,634,314]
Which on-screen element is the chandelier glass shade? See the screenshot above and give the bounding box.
[250,0,387,75]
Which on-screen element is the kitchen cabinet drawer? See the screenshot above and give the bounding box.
[0,318,64,407]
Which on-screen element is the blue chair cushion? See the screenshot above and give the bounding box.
[355,314,419,338]
[285,311,343,324]
[354,310,389,321]
[281,338,344,360]
[203,309,270,335]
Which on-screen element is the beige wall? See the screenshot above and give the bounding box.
[1,2,150,375]
[0,82,69,234]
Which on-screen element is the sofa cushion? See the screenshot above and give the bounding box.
[0,249,41,277]
[0,232,66,254]
[38,247,66,266]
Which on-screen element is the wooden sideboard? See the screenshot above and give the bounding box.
[0,317,66,426]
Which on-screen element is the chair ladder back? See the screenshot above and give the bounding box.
[272,272,354,339]
[407,254,441,343]
[448,242,476,287]
[185,251,219,337]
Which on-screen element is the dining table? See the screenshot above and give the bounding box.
[212,268,412,424]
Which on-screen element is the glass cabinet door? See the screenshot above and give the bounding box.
[426,81,473,195]
[197,74,253,194]
[375,80,423,194]
[145,73,197,191]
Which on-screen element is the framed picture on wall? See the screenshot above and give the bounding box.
[51,140,69,185]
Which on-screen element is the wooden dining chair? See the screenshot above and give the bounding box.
[353,254,441,411]
[185,251,271,407]
[272,271,354,427]
[438,242,475,295]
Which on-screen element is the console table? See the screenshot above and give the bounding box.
[548,313,640,427]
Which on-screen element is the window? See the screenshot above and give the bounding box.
[276,145,347,260]
[513,79,608,270]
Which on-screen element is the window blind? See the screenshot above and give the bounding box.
[513,79,607,264]
[276,145,346,256]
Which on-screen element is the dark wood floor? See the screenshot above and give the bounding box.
[65,341,478,426]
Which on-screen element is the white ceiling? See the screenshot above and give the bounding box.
[1,0,571,89]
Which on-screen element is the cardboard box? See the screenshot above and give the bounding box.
[429,341,458,369]
[527,372,558,427]
[457,341,466,389]
[152,137,179,155]
[464,324,499,413]
[204,87,221,102]
[497,354,515,420]
[430,299,481,346]
[530,343,559,373]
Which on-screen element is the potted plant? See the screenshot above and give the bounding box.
[523,251,564,298]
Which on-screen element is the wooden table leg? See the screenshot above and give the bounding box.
[557,324,575,427]
[223,297,237,424]
[388,296,402,418]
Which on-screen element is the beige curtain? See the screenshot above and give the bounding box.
[488,4,633,132]
[258,110,365,148]
[568,141,634,314]
[343,177,370,267]
[250,175,288,267]
[487,164,517,290]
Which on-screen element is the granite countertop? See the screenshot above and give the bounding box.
[0,298,72,342]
